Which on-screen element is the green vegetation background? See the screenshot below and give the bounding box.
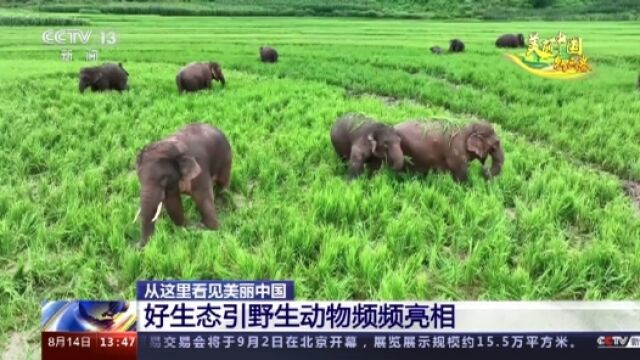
[0,1,639,357]
[1,0,640,20]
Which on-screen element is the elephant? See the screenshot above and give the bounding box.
[134,123,232,247]
[176,62,225,93]
[78,62,129,93]
[394,120,504,183]
[330,113,404,179]
[496,33,526,48]
[430,46,443,55]
[449,39,465,53]
[259,46,278,63]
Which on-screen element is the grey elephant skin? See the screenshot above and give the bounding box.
[430,46,444,55]
[135,123,232,247]
[79,62,129,93]
[260,46,278,63]
[496,33,525,48]
[330,113,404,179]
[394,121,504,183]
[176,62,225,93]
[449,39,465,53]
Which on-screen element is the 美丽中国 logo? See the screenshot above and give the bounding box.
[505,32,592,80]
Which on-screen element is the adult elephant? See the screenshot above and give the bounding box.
[449,39,465,53]
[78,62,129,93]
[394,120,504,183]
[259,46,278,63]
[176,62,225,93]
[330,113,404,179]
[496,33,525,48]
[134,123,232,247]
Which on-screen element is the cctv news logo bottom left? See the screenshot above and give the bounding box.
[597,335,640,349]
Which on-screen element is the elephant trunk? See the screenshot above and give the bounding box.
[137,185,164,247]
[79,82,87,93]
[486,144,504,178]
[388,143,404,171]
[213,67,226,87]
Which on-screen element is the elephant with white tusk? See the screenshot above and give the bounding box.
[134,123,232,247]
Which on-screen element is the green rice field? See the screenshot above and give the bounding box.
[0,11,639,354]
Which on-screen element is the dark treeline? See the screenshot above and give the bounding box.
[1,0,638,20]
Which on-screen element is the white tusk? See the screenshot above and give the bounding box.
[151,202,163,222]
[132,208,140,224]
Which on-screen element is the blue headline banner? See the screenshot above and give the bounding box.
[138,301,455,332]
[137,281,294,301]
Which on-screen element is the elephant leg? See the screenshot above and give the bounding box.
[215,166,231,190]
[191,178,219,230]
[347,143,370,179]
[446,156,469,183]
[451,166,469,183]
[164,191,186,226]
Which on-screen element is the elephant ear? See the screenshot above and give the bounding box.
[92,72,103,84]
[209,63,219,78]
[171,140,201,184]
[209,62,225,85]
[466,133,486,159]
[177,155,201,184]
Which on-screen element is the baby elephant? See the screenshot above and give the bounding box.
[134,123,232,247]
[79,62,129,93]
[176,62,225,93]
[449,39,465,53]
[394,121,504,183]
[496,33,525,48]
[430,46,444,55]
[260,46,278,63]
[330,113,404,179]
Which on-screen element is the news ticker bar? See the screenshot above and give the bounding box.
[42,332,640,360]
[137,301,640,332]
[136,332,640,351]
[40,281,640,359]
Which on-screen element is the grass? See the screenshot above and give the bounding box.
[0,11,89,26]
[0,11,639,353]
